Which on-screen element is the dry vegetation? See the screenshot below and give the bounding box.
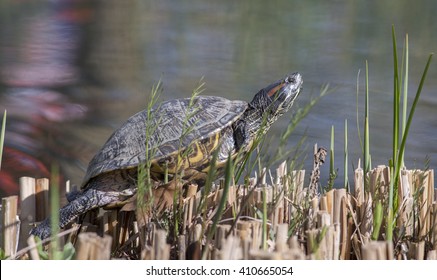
[1,144,436,260]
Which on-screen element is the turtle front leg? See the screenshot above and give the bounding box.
[233,120,251,151]
[30,188,131,240]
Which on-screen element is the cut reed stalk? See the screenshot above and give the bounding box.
[18,177,36,250]
[1,196,19,257]
[76,232,112,260]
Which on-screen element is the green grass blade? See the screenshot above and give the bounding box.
[396,53,433,183]
[327,125,335,191]
[401,34,409,168]
[364,61,370,184]
[356,69,363,154]
[0,110,6,170]
[197,146,220,215]
[344,119,349,191]
[330,125,335,175]
[138,80,163,214]
[387,26,401,242]
[202,152,233,259]
[50,164,60,259]
[392,25,400,168]
[371,201,383,240]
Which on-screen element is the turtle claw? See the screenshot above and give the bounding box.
[30,219,52,240]
[66,189,81,202]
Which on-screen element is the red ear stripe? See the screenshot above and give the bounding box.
[267,82,284,97]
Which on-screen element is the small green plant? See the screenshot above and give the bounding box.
[308,226,328,257]
[34,237,75,260]
[386,27,433,241]
[30,164,77,260]
[171,78,205,236]
[137,80,164,218]
[0,248,6,260]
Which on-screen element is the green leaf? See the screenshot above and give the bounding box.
[62,243,76,260]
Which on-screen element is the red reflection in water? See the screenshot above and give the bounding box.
[0,0,94,197]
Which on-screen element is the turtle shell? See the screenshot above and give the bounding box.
[82,96,247,188]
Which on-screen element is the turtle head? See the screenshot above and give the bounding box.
[249,72,303,125]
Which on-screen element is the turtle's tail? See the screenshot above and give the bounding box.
[30,188,122,240]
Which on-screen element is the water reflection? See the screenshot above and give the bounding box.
[0,0,91,196]
[1,0,436,197]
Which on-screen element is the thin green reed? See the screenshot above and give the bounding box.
[137,80,163,215]
[49,164,60,259]
[0,110,6,170]
[327,125,335,191]
[363,61,370,190]
[202,152,233,260]
[386,26,433,241]
[400,34,409,168]
[344,119,349,191]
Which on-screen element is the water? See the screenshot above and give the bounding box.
[1,0,436,196]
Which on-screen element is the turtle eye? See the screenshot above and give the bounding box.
[267,82,284,98]
[285,76,295,84]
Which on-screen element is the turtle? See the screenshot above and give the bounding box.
[30,72,303,239]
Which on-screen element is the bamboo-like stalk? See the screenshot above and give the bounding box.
[7,157,436,260]
[35,178,50,222]
[18,177,36,250]
[360,194,373,240]
[154,229,170,260]
[1,196,19,257]
[26,235,40,260]
[76,232,112,260]
[326,189,334,219]
[426,170,434,237]
[178,235,186,260]
[354,162,364,206]
[317,211,331,228]
[399,169,412,200]
[362,241,387,260]
[249,249,281,260]
[339,196,349,260]
[320,195,328,213]
[261,184,268,250]
[410,241,425,260]
[333,189,346,225]
[418,170,430,238]
[218,236,242,260]
[275,223,288,253]
[386,241,394,260]
[427,250,437,260]
[334,223,341,260]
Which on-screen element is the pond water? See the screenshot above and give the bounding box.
[1,0,436,196]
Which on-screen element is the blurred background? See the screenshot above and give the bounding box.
[0,0,436,197]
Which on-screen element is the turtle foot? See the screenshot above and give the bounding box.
[30,219,52,240]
